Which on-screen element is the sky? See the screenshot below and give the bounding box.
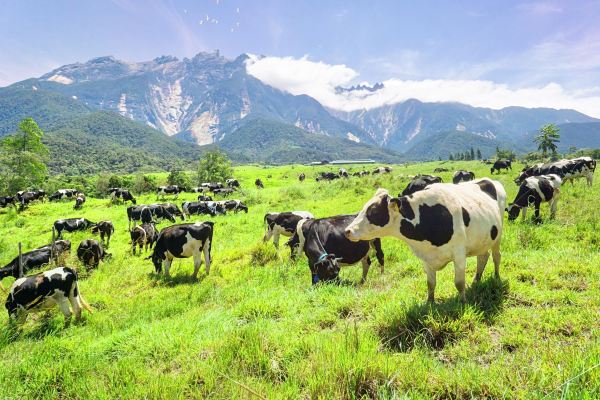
[1,0,600,115]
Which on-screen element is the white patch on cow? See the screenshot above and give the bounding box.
[291,211,314,219]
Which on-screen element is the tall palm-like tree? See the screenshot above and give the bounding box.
[534,124,560,158]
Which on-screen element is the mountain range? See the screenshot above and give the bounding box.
[1,51,599,173]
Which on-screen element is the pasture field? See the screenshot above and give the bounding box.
[0,161,598,399]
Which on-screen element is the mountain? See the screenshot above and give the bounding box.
[404,131,508,161]
[524,121,600,152]
[12,52,371,146]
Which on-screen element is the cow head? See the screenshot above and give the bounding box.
[286,235,300,259]
[311,254,341,284]
[505,203,522,221]
[345,189,402,242]
[148,252,164,273]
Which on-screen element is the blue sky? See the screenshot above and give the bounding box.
[1,0,600,115]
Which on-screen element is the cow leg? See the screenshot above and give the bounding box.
[263,228,273,243]
[492,242,501,279]
[521,206,528,221]
[550,193,559,219]
[57,299,73,327]
[204,240,211,275]
[164,258,172,277]
[533,202,542,224]
[273,232,281,248]
[423,263,436,303]
[453,254,467,302]
[360,257,371,283]
[68,292,82,321]
[192,253,202,279]
[474,252,490,283]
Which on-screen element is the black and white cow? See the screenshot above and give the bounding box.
[515,157,595,186]
[226,179,240,188]
[490,160,512,174]
[109,188,137,204]
[189,186,210,193]
[148,222,214,278]
[0,240,71,280]
[339,168,349,178]
[77,239,109,269]
[73,194,86,210]
[1,196,15,208]
[373,167,392,174]
[5,266,92,326]
[130,222,158,255]
[452,170,475,184]
[401,175,443,196]
[255,179,264,189]
[220,199,248,213]
[506,174,562,222]
[18,190,46,209]
[127,204,176,228]
[160,203,184,221]
[433,167,449,173]
[287,214,385,284]
[54,218,96,239]
[345,179,507,303]
[353,170,370,177]
[299,173,306,182]
[263,211,314,248]
[316,172,339,181]
[156,185,184,199]
[182,201,218,218]
[91,220,115,246]
[49,189,78,201]
[212,188,235,196]
[197,195,213,202]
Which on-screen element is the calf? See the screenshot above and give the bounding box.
[197,195,213,202]
[287,215,384,284]
[401,175,443,196]
[0,240,71,280]
[77,239,108,269]
[110,188,137,204]
[49,189,78,201]
[156,185,184,199]
[54,218,96,239]
[130,222,158,255]
[226,179,240,188]
[345,179,507,303]
[148,222,214,278]
[5,267,92,327]
[73,194,86,210]
[263,211,314,248]
[255,179,264,189]
[453,170,475,184]
[490,160,512,174]
[506,174,562,222]
[182,201,218,218]
[298,173,306,182]
[91,220,115,246]
[339,168,349,178]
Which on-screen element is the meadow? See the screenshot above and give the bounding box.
[0,161,598,399]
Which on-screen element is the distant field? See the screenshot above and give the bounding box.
[0,161,598,399]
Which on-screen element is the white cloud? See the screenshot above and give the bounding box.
[245,55,600,118]
[517,2,563,14]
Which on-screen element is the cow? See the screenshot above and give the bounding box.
[401,175,443,196]
[91,221,115,246]
[130,222,158,255]
[345,179,507,303]
[49,189,78,201]
[182,201,218,218]
[201,182,225,191]
[77,239,108,269]
[263,211,314,248]
[4,266,92,327]
[506,174,562,223]
[0,240,71,280]
[73,194,86,210]
[127,204,175,228]
[453,170,476,184]
[54,218,96,239]
[0,196,15,208]
[353,171,370,177]
[433,167,449,173]
[212,188,235,197]
[339,168,349,178]
[286,215,385,284]
[109,188,137,204]
[189,186,210,193]
[197,195,213,202]
[298,173,306,182]
[515,157,596,186]
[147,222,214,278]
[226,179,240,188]
[316,172,339,181]
[18,190,46,209]
[156,185,184,199]
[255,179,264,189]
[220,200,248,213]
[160,203,184,221]
[490,160,512,174]
[373,167,392,174]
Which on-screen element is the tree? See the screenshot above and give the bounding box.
[534,124,560,158]
[476,148,482,160]
[167,170,191,188]
[133,174,156,194]
[470,147,475,160]
[0,118,48,194]
[449,154,454,161]
[197,150,233,184]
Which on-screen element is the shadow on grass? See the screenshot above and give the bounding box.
[378,277,509,353]
[148,271,207,286]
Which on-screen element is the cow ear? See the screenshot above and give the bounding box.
[390,196,415,220]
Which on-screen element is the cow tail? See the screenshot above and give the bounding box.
[78,292,93,314]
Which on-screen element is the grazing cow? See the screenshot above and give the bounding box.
[226,179,240,188]
[255,179,264,189]
[77,239,108,269]
[197,195,213,202]
[401,175,442,196]
[452,170,476,184]
[49,189,78,201]
[515,157,596,186]
[316,172,339,181]
[212,188,235,196]
[109,188,137,204]
[54,218,96,239]
[189,186,210,193]
[73,194,86,210]
[127,204,175,228]
[156,185,184,199]
[0,196,15,208]
[0,240,71,280]
[506,174,562,222]
[433,167,449,173]
[160,203,184,221]
[201,182,225,191]
[298,173,306,182]
[220,199,248,213]
[373,167,392,174]
[130,222,158,255]
[182,201,218,218]
[339,168,349,178]
[18,190,46,209]
[490,160,512,174]
[263,211,314,248]
[353,170,370,177]
[287,215,385,284]
[91,220,115,246]
[345,179,507,303]
[148,222,214,278]
[5,266,92,327]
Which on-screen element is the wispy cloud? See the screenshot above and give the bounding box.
[517,1,563,14]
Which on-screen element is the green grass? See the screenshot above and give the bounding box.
[0,161,598,399]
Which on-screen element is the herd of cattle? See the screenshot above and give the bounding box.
[0,158,595,327]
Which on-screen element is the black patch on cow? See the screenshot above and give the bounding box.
[475,180,497,200]
[366,196,389,227]
[462,207,470,227]
[399,204,453,246]
[537,179,554,201]
[490,225,498,240]
[392,197,415,220]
